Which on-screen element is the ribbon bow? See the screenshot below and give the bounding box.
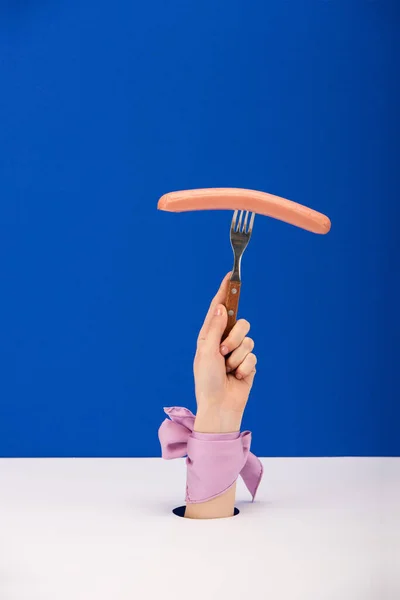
[158,407,263,503]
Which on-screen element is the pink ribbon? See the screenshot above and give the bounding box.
[158,407,264,504]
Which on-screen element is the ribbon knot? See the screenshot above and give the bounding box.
[158,407,263,504]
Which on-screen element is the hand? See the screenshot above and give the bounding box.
[193,272,257,433]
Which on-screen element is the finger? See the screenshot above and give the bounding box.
[234,352,257,383]
[225,337,255,373]
[202,303,228,350]
[219,319,251,356]
[197,272,231,342]
[242,367,256,388]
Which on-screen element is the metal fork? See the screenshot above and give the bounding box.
[222,210,256,342]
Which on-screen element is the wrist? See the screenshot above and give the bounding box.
[193,408,243,434]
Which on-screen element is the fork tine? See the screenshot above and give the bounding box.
[231,210,238,231]
[248,212,255,233]
[237,210,244,232]
[242,210,249,233]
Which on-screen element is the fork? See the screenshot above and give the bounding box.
[222,210,256,342]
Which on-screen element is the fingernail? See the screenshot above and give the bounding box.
[226,366,232,373]
[215,305,222,316]
[220,345,229,355]
[236,373,242,379]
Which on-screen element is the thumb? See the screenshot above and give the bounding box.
[205,304,228,349]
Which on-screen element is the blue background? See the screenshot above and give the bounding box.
[0,1,398,457]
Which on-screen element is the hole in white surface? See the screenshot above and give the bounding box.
[172,506,240,517]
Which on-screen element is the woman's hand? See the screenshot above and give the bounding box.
[185,272,257,518]
[193,272,257,434]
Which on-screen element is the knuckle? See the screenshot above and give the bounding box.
[239,318,250,331]
[245,337,254,351]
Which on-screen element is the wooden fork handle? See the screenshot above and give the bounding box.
[222,280,241,342]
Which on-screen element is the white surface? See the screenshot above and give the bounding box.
[0,457,398,600]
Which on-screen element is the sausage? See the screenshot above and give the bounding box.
[158,188,331,234]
